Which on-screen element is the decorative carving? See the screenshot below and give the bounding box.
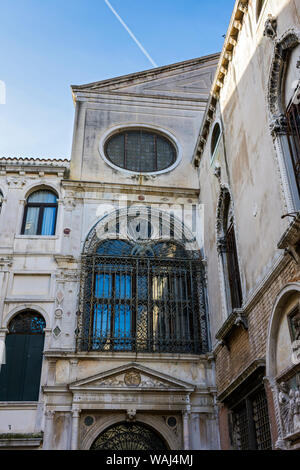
[217,236,227,254]
[278,381,300,437]
[124,371,141,387]
[264,15,277,40]
[53,326,61,337]
[54,308,63,319]
[140,377,168,389]
[214,163,221,180]
[6,176,26,188]
[268,30,300,117]
[270,114,288,137]
[126,409,136,422]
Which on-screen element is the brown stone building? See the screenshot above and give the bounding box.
[194,0,300,450]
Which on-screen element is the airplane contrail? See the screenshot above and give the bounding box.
[104,0,158,68]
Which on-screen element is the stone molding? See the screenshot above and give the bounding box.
[217,359,265,403]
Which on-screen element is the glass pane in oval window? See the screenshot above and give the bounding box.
[106,133,125,169]
[105,130,176,173]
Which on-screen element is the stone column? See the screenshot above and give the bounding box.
[182,411,190,450]
[43,410,55,450]
[71,408,81,450]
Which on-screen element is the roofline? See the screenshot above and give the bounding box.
[71,52,220,93]
[0,156,70,168]
[192,0,249,167]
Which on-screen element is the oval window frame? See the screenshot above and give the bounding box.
[99,124,182,176]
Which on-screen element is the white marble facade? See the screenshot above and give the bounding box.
[0,54,220,449]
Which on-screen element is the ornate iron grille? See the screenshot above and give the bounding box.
[9,311,46,334]
[234,405,249,450]
[252,390,272,450]
[90,422,167,450]
[231,388,272,450]
[286,102,300,197]
[78,241,207,354]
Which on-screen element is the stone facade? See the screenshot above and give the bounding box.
[194,0,300,451]
[0,55,220,450]
[0,0,299,451]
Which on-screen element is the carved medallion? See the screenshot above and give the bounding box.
[124,371,141,387]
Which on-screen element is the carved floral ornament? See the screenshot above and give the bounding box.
[268,29,300,136]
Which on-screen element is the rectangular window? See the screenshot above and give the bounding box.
[231,387,272,450]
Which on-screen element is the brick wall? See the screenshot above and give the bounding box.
[215,257,300,394]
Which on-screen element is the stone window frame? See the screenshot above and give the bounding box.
[216,186,243,321]
[287,303,300,343]
[20,187,59,237]
[99,124,182,177]
[267,29,300,213]
[210,121,223,165]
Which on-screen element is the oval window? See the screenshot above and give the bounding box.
[104,129,177,173]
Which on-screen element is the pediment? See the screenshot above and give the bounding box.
[69,363,194,392]
[71,55,218,101]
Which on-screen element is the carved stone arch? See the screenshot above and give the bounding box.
[267,29,300,212]
[80,413,177,450]
[82,205,199,256]
[265,282,300,447]
[268,29,300,121]
[3,304,50,330]
[24,182,60,201]
[216,185,232,239]
[266,282,300,379]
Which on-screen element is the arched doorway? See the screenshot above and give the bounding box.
[0,310,46,401]
[90,422,168,450]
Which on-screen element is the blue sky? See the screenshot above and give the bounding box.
[0,0,235,158]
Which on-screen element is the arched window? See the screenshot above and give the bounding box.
[218,190,243,313]
[211,123,221,160]
[0,311,46,401]
[21,189,58,235]
[104,129,177,173]
[79,240,204,354]
[268,32,300,211]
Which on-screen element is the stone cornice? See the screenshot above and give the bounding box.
[217,359,265,402]
[61,180,200,198]
[215,308,248,344]
[193,1,249,167]
[278,212,300,250]
[44,350,214,364]
[71,54,219,96]
[0,157,70,176]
